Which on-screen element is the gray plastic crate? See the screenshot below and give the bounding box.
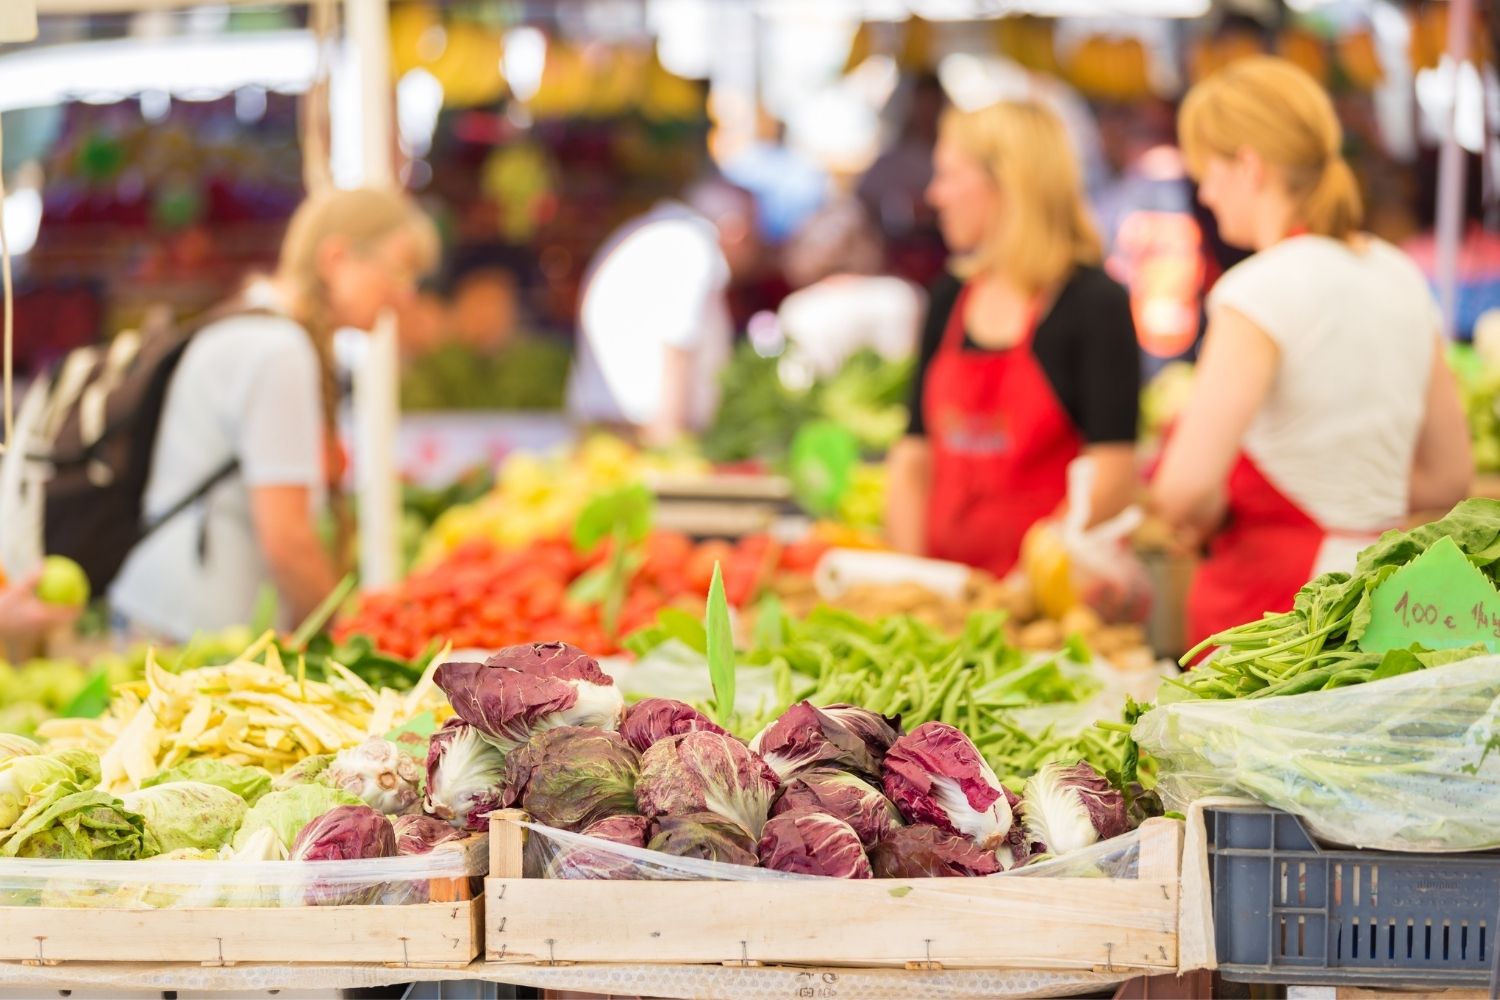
[1207,804,1500,988]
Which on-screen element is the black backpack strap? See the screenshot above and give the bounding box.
[134,457,240,549]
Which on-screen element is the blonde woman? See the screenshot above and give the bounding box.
[111,188,438,639]
[1151,57,1471,647]
[885,100,1140,576]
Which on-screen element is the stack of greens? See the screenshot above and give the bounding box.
[1172,498,1500,701]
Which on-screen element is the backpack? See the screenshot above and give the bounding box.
[0,304,265,594]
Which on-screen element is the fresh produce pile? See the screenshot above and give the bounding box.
[338,533,827,658]
[429,640,1139,880]
[36,634,449,792]
[0,630,253,737]
[1127,498,1500,852]
[627,605,1155,795]
[771,571,1154,668]
[419,436,706,563]
[0,637,492,903]
[0,629,434,740]
[1172,498,1500,699]
[701,345,912,464]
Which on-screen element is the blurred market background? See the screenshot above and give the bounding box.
[0,0,1495,732]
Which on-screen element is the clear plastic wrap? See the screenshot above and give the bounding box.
[1134,655,1500,852]
[0,833,485,908]
[518,819,1143,881]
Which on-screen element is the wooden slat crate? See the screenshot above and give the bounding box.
[485,811,1182,974]
[0,834,487,969]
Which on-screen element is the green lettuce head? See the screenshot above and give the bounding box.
[233,783,362,854]
[0,734,41,762]
[122,781,248,852]
[0,749,102,829]
[0,788,155,859]
[142,759,272,805]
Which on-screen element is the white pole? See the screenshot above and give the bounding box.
[1433,0,1475,339]
[343,0,400,588]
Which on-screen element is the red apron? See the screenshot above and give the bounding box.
[1186,454,1332,647]
[924,283,1081,577]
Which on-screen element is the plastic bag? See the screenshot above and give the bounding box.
[518,819,1144,881]
[1134,656,1500,852]
[0,833,485,908]
[1020,458,1151,625]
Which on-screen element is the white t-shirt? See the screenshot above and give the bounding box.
[776,275,924,379]
[1209,235,1438,540]
[110,297,326,640]
[566,203,732,430]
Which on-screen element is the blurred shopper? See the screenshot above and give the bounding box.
[1151,57,1472,648]
[885,100,1140,576]
[567,179,758,443]
[776,198,923,378]
[111,188,438,639]
[724,111,829,246]
[858,73,948,287]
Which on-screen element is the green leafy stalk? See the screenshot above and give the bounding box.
[705,562,736,727]
[291,573,357,649]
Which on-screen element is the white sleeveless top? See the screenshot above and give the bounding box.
[1209,235,1438,538]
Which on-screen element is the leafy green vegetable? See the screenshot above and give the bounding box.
[705,563,736,727]
[122,781,247,852]
[0,788,155,859]
[232,784,362,854]
[142,759,272,805]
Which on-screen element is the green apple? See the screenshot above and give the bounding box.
[35,556,90,608]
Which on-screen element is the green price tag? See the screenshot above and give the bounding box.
[1358,535,1500,654]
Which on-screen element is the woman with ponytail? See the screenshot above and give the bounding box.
[111,188,437,639]
[1151,56,1471,649]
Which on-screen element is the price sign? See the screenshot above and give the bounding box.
[1358,535,1500,654]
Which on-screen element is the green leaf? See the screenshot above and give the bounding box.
[705,562,736,726]
[573,484,655,554]
[887,886,913,898]
[1370,647,1424,681]
[60,668,111,719]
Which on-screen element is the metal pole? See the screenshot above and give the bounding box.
[343,0,400,588]
[1433,0,1475,339]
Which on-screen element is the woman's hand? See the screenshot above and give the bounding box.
[0,572,82,642]
[1150,306,1279,534]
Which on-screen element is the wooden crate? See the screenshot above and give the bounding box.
[485,811,1182,974]
[0,834,486,969]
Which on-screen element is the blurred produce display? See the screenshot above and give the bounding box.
[702,346,912,465]
[400,340,571,412]
[420,437,705,563]
[419,437,706,562]
[771,571,1154,669]
[1450,343,1500,474]
[340,533,827,659]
